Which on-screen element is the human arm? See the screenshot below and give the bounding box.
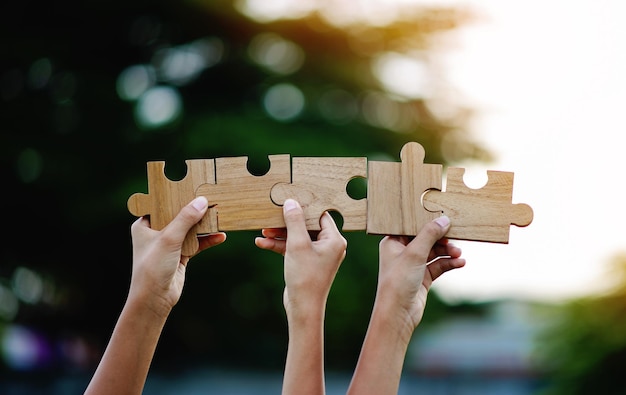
[255,199,347,395]
[84,196,226,395]
[347,215,466,395]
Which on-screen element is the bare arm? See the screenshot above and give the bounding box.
[84,296,168,395]
[347,216,466,395]
[256,199,346,395]
[84,197,226,395]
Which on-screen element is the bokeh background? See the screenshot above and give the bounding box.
[2,0,625,394]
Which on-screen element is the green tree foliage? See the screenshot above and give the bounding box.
[0,0,489,372]
[535,254,626,394]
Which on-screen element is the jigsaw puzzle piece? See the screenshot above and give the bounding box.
[366,142,442,235]
[270,157,367,231]
[127,159,217,256]
[422,167,534,243]
[196,154,290,231]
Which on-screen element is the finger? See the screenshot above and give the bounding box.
[379,235,410,258]
[197,232,227,252]
[161,196,209,245]
[428,257,466,282]
[131,216,150,233]
[261,228,287,240]
[136,215,151,228]
[407,216,451,260]
[445,242,463,259]
[429,239,459,261]
[435,237,449,247]
[130,216,154,244]
[255,237,286,255]
[316,211,342,241]
[282,199,310,249]
[379,234,409,249]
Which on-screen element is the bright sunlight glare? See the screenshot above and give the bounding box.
[236,0,422,26]
[405,0,626,303]
[238,0,626,303]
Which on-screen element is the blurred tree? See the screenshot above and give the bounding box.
[0,0,489,374]
[534,253,626,395]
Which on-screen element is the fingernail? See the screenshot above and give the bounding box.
[283,199,298,212]
[192,196,208,212]
[434,215,450,228]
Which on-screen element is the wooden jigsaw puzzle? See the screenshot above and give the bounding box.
[127,142,533,255]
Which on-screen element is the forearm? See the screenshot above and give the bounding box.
[282,308,326,395]
[84,298,169,395]
[347,303,413,395]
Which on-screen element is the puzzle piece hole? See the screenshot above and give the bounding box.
[346,177,367,200]
[459,168,489,189]
[162,161,189,181]
[246,156,272,176]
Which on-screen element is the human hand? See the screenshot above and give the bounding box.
[255,199,347,319]
[375,215,465,340]
[346,216,465,395]
[129,196,226,317]
[256,199,346,395]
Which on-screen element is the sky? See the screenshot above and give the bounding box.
[415,0,626,303]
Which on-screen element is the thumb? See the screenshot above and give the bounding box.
[407,215,451,258]
[317,211,342,241]
[282,199,309,247]
[162,196,209,244]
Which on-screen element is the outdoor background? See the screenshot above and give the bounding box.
[2,0,626,394]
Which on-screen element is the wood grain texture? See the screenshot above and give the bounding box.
[126,142,534,245]
[422,167,534,243]
[196,154,290,231]
[270,157,367,230]
[127,159,216,256]
[366,142,442,235]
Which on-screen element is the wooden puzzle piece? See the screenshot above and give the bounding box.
[366,142,442,235]
[270,157,368,230]
[195,154,290,231]
[422,167,534,243]
[127,159,217,256]
[127,142,534,245]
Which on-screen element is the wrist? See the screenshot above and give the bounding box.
[369,298,416,346]
[126,288,173,322]
[285,300,326,327]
